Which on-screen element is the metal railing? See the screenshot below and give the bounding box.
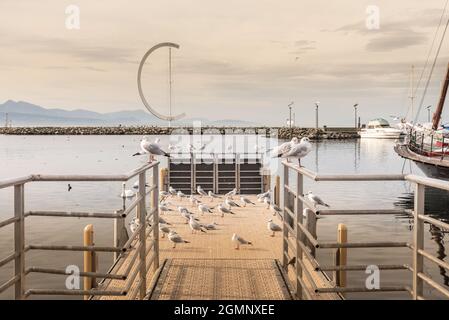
[282,162,449,300]
[408,127,449,159]
[0,162,160,300]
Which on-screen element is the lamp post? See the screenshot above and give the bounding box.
[314,102,320,130]
[288,102,294,138]
[353,103,359,129]
[426,105,432,122]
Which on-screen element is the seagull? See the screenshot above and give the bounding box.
[240,196,255,207]
[257,190,271,200]
[177,190,186,200]
[189,216,207,234]
[132,180,149,190]
[160,190,170,197]
[270,203,282,216]
[306,191,330,208]
[67,184,72,192]
[267,219,282,237]
[217,203,235,217]
[281,137,312,167]
[198,203,213,215]
[168,186,177,196]
[129,217,139,234]
[225,188,237,199]
[208,191,221,201]
[158,217,171,225]
[132,136,170,162]
[120,183,135,198]
[159,203,172,214]
[225,197,240,208]
[201,222,218,230]
[159,224,171,238]
[271,137,299,159]
[189,195,201,207]
[232,233,252,250]
[168,231,190,248]
[197,185,208,197]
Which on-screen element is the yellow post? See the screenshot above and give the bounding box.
[83,224,94,300]
[335,223,347,288]
[275,175,280,206]
[160,168,168,192]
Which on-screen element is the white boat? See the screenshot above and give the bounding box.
[359,118,405,139]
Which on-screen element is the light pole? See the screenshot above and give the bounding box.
[314,101,320,130]
[353,103,359,129]
[426,105,432,122]
[288,102,294,138]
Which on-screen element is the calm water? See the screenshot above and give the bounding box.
[0,135,448,300]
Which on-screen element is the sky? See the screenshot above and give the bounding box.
[1,0,449,126]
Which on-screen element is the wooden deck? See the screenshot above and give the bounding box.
[99,195,340,300]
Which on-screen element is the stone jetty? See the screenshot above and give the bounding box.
[0,126,359,139]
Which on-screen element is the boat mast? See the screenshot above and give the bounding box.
[432,62,449,130]
[168,47,172,128]
[409,65,415,121]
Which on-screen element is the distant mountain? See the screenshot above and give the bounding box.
[0,100,256,127]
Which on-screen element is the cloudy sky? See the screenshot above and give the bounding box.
[1,0,449,126]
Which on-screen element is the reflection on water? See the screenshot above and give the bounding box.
[394,187,449,288]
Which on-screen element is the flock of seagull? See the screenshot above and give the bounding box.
[124,135,330,249]
[131,135,313,166]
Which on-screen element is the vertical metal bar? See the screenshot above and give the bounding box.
[152,165,160,271]
[113,211,126,262]
[236,153,240,194]
[295,172,304,299]
[138,172,147,299]
[305,208,317,257]
[282,165,289,270]
[413,183,425,299]
[191,153,196,194]
[83,224,94,300]
[14,184,25,300]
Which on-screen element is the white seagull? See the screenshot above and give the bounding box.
[240,196,255,207]
[280,137,312,167]
[198,203,213,215]
[168,186,177,196]
[132,136,170,162]
[217,203,235,217]
[306,191,330,208]
[168,231,190,248]
[189,216,207,234]
[120,183,135,198]
[159,224,171,238]
[271,137,299,159]
[232,233,252,250]
[225,188,237,199]
[267,219,282,237]
[225,197,240,208]
[208,191,221,201]
[197,185,208,197]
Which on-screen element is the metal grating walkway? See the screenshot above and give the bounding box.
[148,258,293,300]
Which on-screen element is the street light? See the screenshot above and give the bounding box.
[426,105,432,122]
[314,101,320,130]
[288,102,294,138]
[353,103,359,129]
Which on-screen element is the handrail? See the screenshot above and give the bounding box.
[282,161,449,300]
[0,162,160,300]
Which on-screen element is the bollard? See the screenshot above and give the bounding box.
[160,168,168,192]
[275,175,280,206]
[83,224,95,300]
[334,223,347,288]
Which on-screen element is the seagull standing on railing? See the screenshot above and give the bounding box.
[132,136,170,163]
[280,137,312,167]
[306,191,330,208]
[271,137,299,160]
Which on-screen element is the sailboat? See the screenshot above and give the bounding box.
[395,63,449,179]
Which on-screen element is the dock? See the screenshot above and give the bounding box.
[1,158,449,300]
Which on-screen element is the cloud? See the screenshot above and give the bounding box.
[365,31,428,52]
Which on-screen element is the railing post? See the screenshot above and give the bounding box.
[334,224,347,288]
[113,211,128,262]
[295,171,304,299]
[138,172,147,299]
[275,175,280,206]
[305,208,317,258]
[159,168,168,192]
[83,224,94,300]
[413,183,425,299]
[153,165,160,272]
[282,165,289,269]
[14,184,25,300]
